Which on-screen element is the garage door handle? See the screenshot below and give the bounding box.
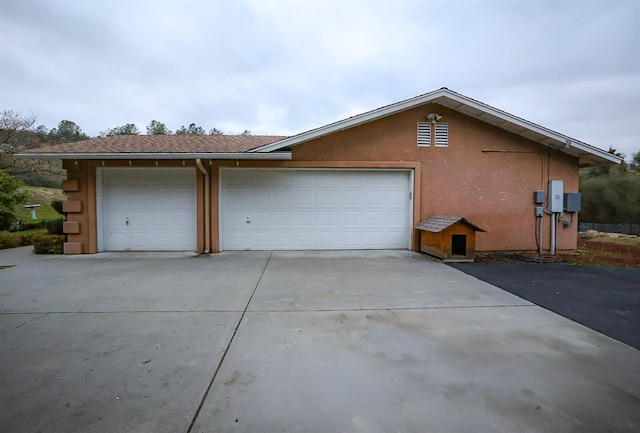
[246,217,251,224]
[126,217,130,226]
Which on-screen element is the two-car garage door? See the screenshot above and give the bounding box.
[99,168,412,251]
[220,169,412,250]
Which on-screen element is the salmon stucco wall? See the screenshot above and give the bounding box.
[290,103,579,252]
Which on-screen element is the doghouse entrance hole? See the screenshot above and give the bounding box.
[451,234,467,256]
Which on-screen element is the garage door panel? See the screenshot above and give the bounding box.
[293,173,317,188]
[271,172,294,187]
[247,189,270,207]
[271,232,294,249]
[316,211,340,226]
[316,190,341,206]
[272,190,294,206]
[104,169,193,185]
[294,211,318,226]
[107,232,193,250]
[290,231,314,248]
[291,190,316,206]
[271,211,295,226]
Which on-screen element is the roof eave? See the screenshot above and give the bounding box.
[14,152,293,160]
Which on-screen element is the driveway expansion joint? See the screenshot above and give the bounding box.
[246,304,535,313]
[186,251,273,433]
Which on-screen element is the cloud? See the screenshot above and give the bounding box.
[1,0,637,157]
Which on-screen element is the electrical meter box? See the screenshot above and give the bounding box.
[549,180,564,212]
[564,193,582,212]
[533,190,545,204]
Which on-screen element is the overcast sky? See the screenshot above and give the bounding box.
[2,0,638,158]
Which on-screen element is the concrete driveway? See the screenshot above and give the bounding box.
[1,247,638,433]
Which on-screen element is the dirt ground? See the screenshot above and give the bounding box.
[565,238,640,268]
[476,231,640,268]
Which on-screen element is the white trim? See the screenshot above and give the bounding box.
[218,167,414,251]
[15,152,292,160]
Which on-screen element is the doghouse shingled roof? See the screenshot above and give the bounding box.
[415,216,486,233]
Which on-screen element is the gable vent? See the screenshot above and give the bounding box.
[435,123,448,147]
[417,122,431,146]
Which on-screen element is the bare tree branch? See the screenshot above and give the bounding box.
[0,110,38,149]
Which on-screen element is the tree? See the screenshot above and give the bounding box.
[0,170,28,231]
[102,123,140,136]
[629,151,640,173]
[580,160,640,224]
[48,120,88,143]
[175,123,206,135]
[35,125,49,140]
[146,120,172,135]
[240,130,251,136]
[582,147,625,178]
[0,110,37,150]
[209,128,223,135]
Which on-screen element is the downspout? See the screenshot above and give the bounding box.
[195,159,210,254]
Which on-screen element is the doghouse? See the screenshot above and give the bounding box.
[415,216,485,262]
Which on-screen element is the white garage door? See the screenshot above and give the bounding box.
[99,168,196,251]
[221,169,412,250]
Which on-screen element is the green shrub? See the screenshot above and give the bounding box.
[43,218,65,235]
[0,229,47,250]
[32,234,65,254]
[0,170,28,231]
[0,232,23,249]
[19,232,38,246]
[9,220,44,232]
[51,200,65,215]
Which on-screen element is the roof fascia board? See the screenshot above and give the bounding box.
[14,152,293,160]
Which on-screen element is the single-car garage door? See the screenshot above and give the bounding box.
[221,169,412,250]
[99,168,196,251]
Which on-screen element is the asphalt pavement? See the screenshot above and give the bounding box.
[451,262,640,349]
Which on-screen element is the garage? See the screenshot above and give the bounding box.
[98,168,196,251]
[220,169,412,250]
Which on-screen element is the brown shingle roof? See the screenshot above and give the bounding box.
[23,135,288,154]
